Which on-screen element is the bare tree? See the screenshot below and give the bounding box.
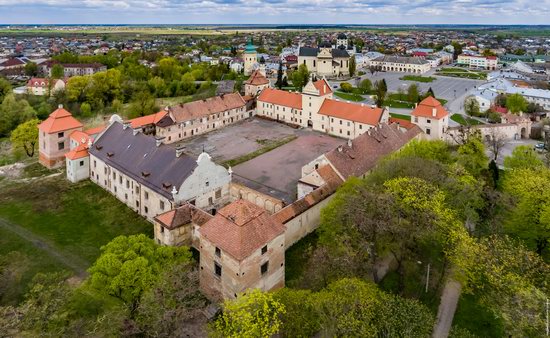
[486,128,508,161]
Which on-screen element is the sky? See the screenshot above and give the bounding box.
[1,0,550,25]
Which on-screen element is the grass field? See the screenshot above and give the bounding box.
[389,113,412,121]
[399,75,436,83]
[451,114,484,126]
[334,91,364,102]
[436,68,487,80]
[155,84,218,107]
[0,174,152,304]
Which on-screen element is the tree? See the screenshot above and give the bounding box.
[358,78,372,94]
[348,55,356,77]
[503,145,543,170]
[457,135,488,176]
[464,97,480,116]
[374,80,387,107]
[505,93,528,114]
[426,87,435,98]
[451,41,463,60]
[212,289,285,338]
[88,234,191,314]
[273,288,320,338]
[66,76,90,103]
[487,111,502,123]
[0,77,12,103]
[79,102,92,117]
[275,62,284,89]
[24,62,38,76]
[10,118,39,157]
[51,64,64,79]
[407,83,419,103]
[0,94,36,137]
[340,82,353,93]
[486,128,507,161]
[134,263,208,336]
[291,64,309,91]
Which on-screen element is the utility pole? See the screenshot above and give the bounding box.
[425,263,430,293]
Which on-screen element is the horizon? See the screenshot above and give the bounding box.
[2,0,550,26]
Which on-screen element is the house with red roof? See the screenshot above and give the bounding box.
[244,70,270,97]
[26,78,66,96]
[39,105,84,168]
[411,96,450,140]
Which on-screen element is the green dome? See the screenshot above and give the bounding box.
[245,37,256,53]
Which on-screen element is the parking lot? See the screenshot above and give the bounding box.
[492,138,540,167]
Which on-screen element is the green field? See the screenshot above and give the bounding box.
[436,68,487,80]
[451,114,484,126]
[334,91,364,102]
[389,113,412,121]
[0,174,152,304]
[399,75,436,83]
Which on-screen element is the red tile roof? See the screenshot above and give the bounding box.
[318,99,384,126]
[129,111,167,129]
[389,117,416,130]
[325,123,422,179]
[313,79,332,96]
[411,96,449,120]
[70,130,92,145]
[155,203,213,230]
[245,70,269,86]
[65,143,89,160]
[169,93,246,123]
[1,58,25,67]
[257,88,302,110]
[84,125,105,136]
[199,200,286,261]
[39,106,83,134]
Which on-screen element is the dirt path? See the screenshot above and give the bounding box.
[0,217,89,277]
[432,279,462,338]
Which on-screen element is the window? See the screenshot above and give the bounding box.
[119,176,122,184]
[160,226,164,233]
[112,172,116,179]
[205,181,209,187]
[57,142,64,150]
[94,160,97,168]
[58,132,64,138]
[426,128,431,135]
[427,119,431,124]
[215,262,222,277]
[160,201,165,210]
[145,191,149,200]
[126,180,130,188]
[136,186,140,194]
[261,262,269,275]
[144,206,148,214]
[125,193,128,200]
[215,247,221,257]
[261,245,267,255]
[340,120,342,125]
[208,197,213,205]
[79,160,84,166]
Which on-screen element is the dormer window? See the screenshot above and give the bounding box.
[141,171,151,178]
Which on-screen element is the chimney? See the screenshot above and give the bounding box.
[175,145,185,158]
[58,104,63,109]
[323,84,326,93]
[337,145,343,152]
[371,105,376,109]
[432,108,437,117]
[155,137,165,147]
[132,127,142,136]
[347,139,352,148]
[122,122,131,130]
[361,103,364,107]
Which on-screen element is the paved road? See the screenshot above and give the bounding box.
[0,217,89,277]
[433,279,462,338]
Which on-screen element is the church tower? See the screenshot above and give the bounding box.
[243,37,257,76]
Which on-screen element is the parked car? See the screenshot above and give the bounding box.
[534,143,546,152]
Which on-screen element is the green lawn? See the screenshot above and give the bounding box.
[389,113,412,121]
[334,91,364,102]
[451,114,484,126]
[399,75,436,83]
[0,176,152,304]
[436,68,487,80]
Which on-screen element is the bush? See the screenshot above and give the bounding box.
[340,82,353,93]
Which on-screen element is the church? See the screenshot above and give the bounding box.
[298,41,351,79]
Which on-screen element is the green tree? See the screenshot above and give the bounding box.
[358,78,372,94]
[348,55,356,77]
[88,234,191,314]
[451,41,463,60]
[464,97,480,116]
[407,83,420,103]
[374,80,387,107]
[456,135,488,176]
[275,62,284,89]
[505,93,528,114]
[10,118,39,157]
[339,82,353,93]
[66,76,90,103]
[503,145,543,170]
[0,94,36,136]
[0,77,12,103]
[51,64,65,79]
[79,102,92,117]
[213,289,285,338]
[291,64,309,91]
[24,62,38,77]
[273,288,320,338]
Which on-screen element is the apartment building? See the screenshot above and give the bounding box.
[369,55,431,74]
[457,55,498,70]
